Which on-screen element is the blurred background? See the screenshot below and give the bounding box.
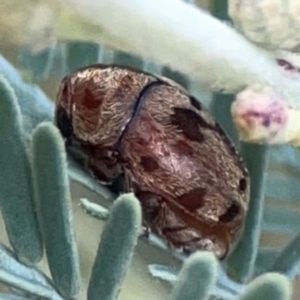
[1,0,300,299]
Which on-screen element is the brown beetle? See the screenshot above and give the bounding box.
[55,64,250,259]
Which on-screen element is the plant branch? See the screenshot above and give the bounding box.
[60,0,300,107]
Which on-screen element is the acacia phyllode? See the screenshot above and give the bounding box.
[55,64,250,259]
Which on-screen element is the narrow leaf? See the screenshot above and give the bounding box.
[227,144,269,282]
[32,122,80,298]
[171,252,218,300]
[237,273,292,300]
[269,232,300,277]
[0,76,42,264]
[0,244,63,300]
[88,193,141,300]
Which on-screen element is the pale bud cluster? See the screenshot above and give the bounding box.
[231,85,300,146]
[229,0,300,52]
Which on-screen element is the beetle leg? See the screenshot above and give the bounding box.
[84,148,122,184]
[161,228,206,253]
[161,226,192,249]
[133,191,165,239]
[110,174,125,194]
[88,158,122,184]
[162,226,188,234]
[140,223,151,238]
[123,169,134,193]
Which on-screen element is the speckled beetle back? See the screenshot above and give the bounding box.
[55,64,250,259]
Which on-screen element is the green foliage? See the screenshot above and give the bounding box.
[112,51,145,69]
[269,232,300,276]
[0,76,42,265]
[0,56,53,139]
[161,67,189,89]
[210,94,239,145]
[31,122,80,298]
[80,198,109,221]
[226,144,269,282]
[18,46,56,82]
[65,42,101,73]
[0,244,63,300]
[0,46,296,300]
[170,252,218,300]
[88,193,142,300]
[236,273,292,300]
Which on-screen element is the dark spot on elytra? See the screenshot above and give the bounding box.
[178,187,207,212]
[55,106,73,139]
[83,87,101,109]
[175,140,194,156]
[239,178,247,192]
[170,108,204,142]
[140,156,159,172]
[219,202,240,223]
[170,107,216,142]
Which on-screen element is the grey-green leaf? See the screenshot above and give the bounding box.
[171,252,218,300]
[31,122,80,298]
[0,268,54,299]
[226,144,269,282]
[65,42,101,73]
[237,273,292,300]
[269,232,300,277]
[87,193,142,300]
[0,244,63,300]
[79,198,109,221]
[0,76,42,265]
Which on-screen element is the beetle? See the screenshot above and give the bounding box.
[55,64,250,259]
